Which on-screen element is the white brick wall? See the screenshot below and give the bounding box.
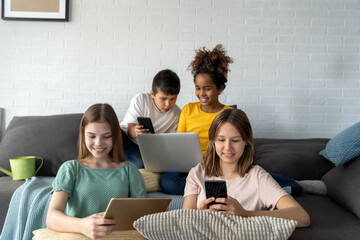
[0,0,359,139]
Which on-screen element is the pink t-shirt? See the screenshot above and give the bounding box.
[184,163,288,210]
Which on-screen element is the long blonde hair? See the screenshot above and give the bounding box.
[78,103,126,163]
[204,108,254,177]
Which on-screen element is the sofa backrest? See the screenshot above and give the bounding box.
[0,114,83,177]
[253,138,334,180]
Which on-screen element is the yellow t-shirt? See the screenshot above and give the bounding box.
[177,102,232,155]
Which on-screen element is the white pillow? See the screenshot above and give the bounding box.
[133,209,297,240]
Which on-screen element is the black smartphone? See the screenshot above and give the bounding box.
[137,117,155,134]
[205,180,227,206]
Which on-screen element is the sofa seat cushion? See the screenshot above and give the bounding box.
[0,114,82,177]
[291,194,360,240]
[254,138,334,180]
[322,156,360,219]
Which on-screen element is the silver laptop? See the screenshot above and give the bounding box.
[136,132,203,172]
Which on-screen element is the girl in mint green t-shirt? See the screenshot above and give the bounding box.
[46,103,146,239]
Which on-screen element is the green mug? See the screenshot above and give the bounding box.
[0,156,43,180]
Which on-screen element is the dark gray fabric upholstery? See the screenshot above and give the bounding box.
[0,114,82,177]
[322,156,360,219]
[291,194,360,240]
[0,177,25,234]
[254,138,334,180]
[0,114,359,239]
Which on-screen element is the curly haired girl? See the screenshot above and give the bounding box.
[160,44,234,194]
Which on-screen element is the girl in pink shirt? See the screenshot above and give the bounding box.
[183,108,311,228]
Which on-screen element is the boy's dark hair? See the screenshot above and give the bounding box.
[152,69,181,95]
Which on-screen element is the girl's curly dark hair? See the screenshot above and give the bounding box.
[188,44,233,90]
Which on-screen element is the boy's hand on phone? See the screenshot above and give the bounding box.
[134,124,152,135]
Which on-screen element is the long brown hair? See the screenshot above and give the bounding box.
[78,103,126,163]
[204,108,254,177]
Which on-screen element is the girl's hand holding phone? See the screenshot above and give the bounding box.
[208,196,248,216]
[198,197,216,210]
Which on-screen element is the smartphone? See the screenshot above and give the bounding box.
[205,180,227,206]
[137,117,155,134]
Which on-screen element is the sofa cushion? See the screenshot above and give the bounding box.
[138,169,162,192]
[321,156,360,219]
[134,209,296,240]
[254,138,334,180]
[0,114,82,177]
[292,194,360,239]
[319,122,360,166]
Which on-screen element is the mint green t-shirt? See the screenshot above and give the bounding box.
[52,160,146,218]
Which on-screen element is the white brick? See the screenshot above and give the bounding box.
[17,65,47,73]
[343,89,360,97]
[294,79,325,88]
[0,56,30,65]
[279,17,311,26]
[229,8,260,18]
[32,39,64,48]
[311,71,342,80]
[312,18,344,27]
[64,57,96,65]
[293,96,326,105]
[49,30,82,40]
[326,63,358,72]
[329,10,359,18]
[328,27,359,36]
[344,36,360,45]
[80,66,114,75]
[296,27,327,36]
[48,65,80,74]
[246,17,278,26]
[311,36,343,44]
[179,32,211,42]
[279,1,312,9]
[326,79,358,88]
[263,9,295,18]
[32,57,63,65]
[328,46,359,54]
[0,38,31,48]
[327,97,358,106]
[325,114,358,123]
[261,96,292,104]
[163,24,195,33]
[164,7,195,16]
[343,106,360,114]
[309,88,342,97]
[277,105,308,114]
[66,39,97,48]
[80,48,113,57]
[131,6,162,16]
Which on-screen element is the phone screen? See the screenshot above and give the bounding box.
[205,180,227,206]
[137,117,155,134]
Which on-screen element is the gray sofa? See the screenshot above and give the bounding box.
[0,113,359,239]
